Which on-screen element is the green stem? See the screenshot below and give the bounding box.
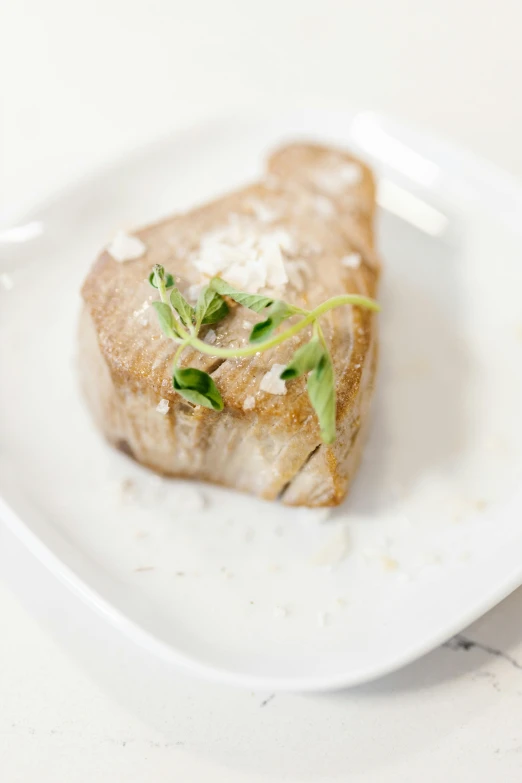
[156,274,191,342]
[172,342,186,369]
[315,320,329,353]
[156,276,170,307]
[187,294,379,359]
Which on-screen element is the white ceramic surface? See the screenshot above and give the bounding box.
[1,110,522,692]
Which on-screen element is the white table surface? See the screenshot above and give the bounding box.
[2,1,522,780]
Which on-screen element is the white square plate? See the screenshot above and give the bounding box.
[1,110,522,692]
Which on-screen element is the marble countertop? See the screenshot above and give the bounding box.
[2,548,522,782]
[2,0,522,779]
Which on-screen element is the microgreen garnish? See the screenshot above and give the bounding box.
[249,300,301,343]
[195,285,229,328]
[148,264,379,443]
[169,288,194,330]
[306,350,336,444]
[173,366,224,410]
[210,278,274,313]
[149,270,175,289]
[279,338,324,380]
[151,301,180,340]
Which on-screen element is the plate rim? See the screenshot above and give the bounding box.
[2,108,522,692]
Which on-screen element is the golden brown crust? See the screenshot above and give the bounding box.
[80,142,380,506]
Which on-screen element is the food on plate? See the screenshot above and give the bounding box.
[80,143,381,506]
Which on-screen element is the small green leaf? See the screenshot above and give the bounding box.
[152,301,178,339]
[170,287,194,329]
[173,367,224,410]
[210,278,273,313]
[195,285,229,328]
[280,339,324,380]
[307,351,336,444]
[149,267,174,289]
[249,301,298,344]
[151,264,165,286]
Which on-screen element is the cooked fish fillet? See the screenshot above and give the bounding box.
[80,143,380,506]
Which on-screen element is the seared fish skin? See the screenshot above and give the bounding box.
[80,143,380,506]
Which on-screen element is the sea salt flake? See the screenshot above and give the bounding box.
[271,228,297,254]
[285,259,309,292]
[107,230,146,262]
[243,395,256,411]
[248,199,280,224]
[133,300,151,318]
[260,237,289,287]
[260,364,287,395]
[192,222,292,293]
[195,200,306,288]
[204,328,217,345]
[229,260,266,292]
[156,398,170,414]
[341,252,361,269]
